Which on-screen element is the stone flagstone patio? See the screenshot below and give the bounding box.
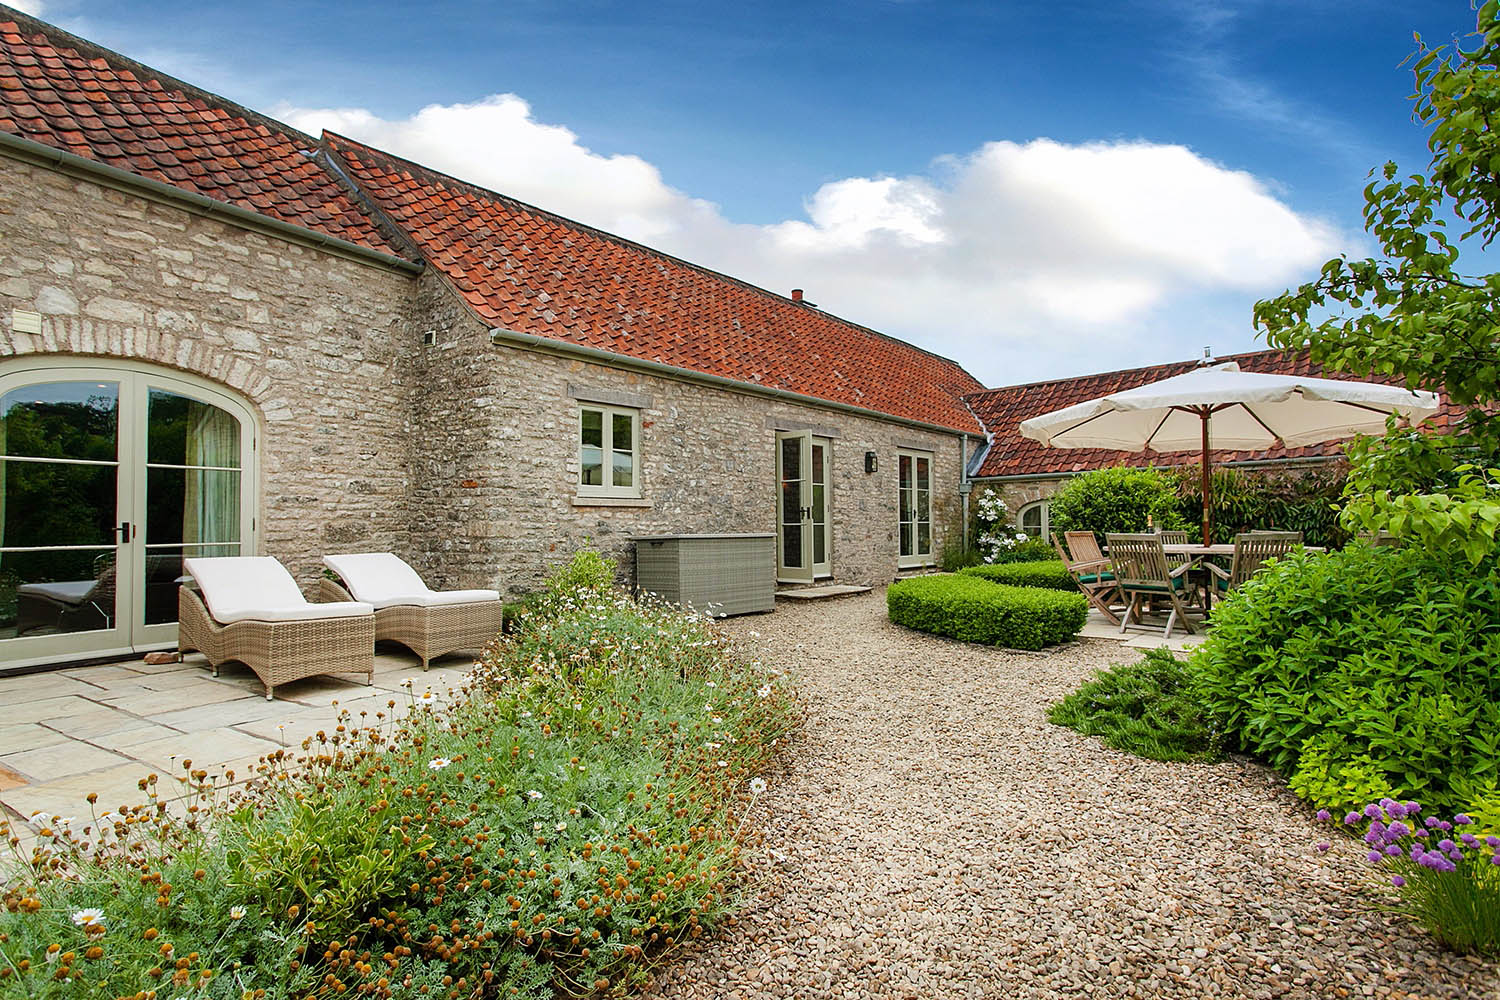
[0,648,474,834]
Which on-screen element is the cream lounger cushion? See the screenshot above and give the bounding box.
[184,556,372,624]
[322,553,499,610]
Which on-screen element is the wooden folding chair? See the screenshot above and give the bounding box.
[1105,533,1203,639]
[1053,532,1122,625]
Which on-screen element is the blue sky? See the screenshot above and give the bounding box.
[16,0,1483,386]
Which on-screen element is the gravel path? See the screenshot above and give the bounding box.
[647,590,1497,1000]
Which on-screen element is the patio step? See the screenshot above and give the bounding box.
[776,584,873,601]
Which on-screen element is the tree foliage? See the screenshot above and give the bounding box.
[1254,3,1500,559]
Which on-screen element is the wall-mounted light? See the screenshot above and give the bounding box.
[865,451,878,474]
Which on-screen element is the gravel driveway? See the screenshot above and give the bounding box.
[648,590,1497,1000]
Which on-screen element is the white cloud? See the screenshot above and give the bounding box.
[279,94,1347,386]
[8,0,46,14]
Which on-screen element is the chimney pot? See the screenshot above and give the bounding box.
[791,288,804,302]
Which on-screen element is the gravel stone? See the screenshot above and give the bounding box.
[647,591,1498,999]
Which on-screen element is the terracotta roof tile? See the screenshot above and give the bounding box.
[964,349,1467,479]
[0,13,401,257]
[325,133,985,432]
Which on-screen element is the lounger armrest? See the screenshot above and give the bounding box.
[1168,562,1193,578]
[1205,562,1231,581]
[1069,557,1110,572]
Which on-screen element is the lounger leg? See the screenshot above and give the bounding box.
[1164,608,1176,639]
[264,683,274,702]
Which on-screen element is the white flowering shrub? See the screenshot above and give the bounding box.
[972,491,1032,563]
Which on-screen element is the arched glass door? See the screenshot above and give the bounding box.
[0,362,256,669]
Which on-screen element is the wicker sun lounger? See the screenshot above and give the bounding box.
[321,553,502,670]
[179,556,375,700]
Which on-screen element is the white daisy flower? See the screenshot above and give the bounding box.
[757,685,772,698]
[749,778,767,795]
[427,757,452,771]
[70,908,104,928]
[229,906,246,920]
[527,789,543,800]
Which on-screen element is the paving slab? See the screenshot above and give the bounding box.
[123,729,280,775]
[146,696,290,732]
[0,723,70,755]
[0,672,101,704]
[41,707,163,741]
[100,681,257,716]
[776,584,873,600]
[1,741,134,782]
[4,763,157,822]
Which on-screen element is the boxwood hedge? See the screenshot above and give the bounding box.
[887,573,1087,649]
[959,559,1075,591]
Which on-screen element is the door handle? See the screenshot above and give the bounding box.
[115,521,132,542]
[799,506,813,521]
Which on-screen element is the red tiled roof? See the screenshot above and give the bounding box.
[0,12,401,257]
[964,349,1467,479]
[324,133,985,433]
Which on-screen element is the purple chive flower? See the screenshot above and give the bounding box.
[1425,816,1444,829]
[1391,875,1406,888]
[1364,803,1382,819]
[1454,814,1473,825]
[1365,829,1382,846]
[1344,811,1361,826]
[1486,836,1500,848]
[1386,821,1409,839]
[1438,839,1455,852]
[1406,801,1421,815]
[1385,844,1402,856]
[1492,854,1500,867]
[1413,829,1429,839]
[1315,809,1331,822]
[1367,850,1384,863]
[1316,842,1331,853]
[1461,833,1478,846]
[1387,801,1408,819]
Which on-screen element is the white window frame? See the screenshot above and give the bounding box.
[577,404,641,500]
[1018,499,1050,540]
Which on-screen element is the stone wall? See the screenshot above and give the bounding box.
[405,276,969,595]
[0,155,419,593]
[0,151,972,623]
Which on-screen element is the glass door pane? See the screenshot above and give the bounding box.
[141,388,243,628]
[0,380,126,649]
[776,432,813,583]
[898,453,914,558]
[811,439,830,575]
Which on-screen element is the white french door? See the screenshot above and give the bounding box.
[776,431,832,583]
[0,361,256,669]
[897,449,933,569]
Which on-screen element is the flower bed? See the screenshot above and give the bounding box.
[0,554,797,998]
[959,559,1075,591]
[886,573,1086,650]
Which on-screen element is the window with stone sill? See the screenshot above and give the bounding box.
[1019,499,1050,539]
[578,404,641,499]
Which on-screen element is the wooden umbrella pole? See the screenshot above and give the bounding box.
[1200,408,1212,546]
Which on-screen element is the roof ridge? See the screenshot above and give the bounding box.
[323,129,984,386]
[0,4,323,150]
[962,346,1303,398]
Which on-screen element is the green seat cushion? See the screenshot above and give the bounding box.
[1077,571,1116,585]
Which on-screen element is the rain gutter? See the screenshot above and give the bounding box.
[489,326,980,439]
[0,130,424,276]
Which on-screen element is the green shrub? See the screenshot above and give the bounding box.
[1164,463,1349,549]
[1047,466,1187,539]
[938,538,984,571]
[1191,543,1500,818]
[983,537,1058,564]
[0,552,798,997]
[960,559,1074,591]
[887,574,1086,649]
[1048,648,1223,763]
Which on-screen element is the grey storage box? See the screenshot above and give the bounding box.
[632,533,775,617]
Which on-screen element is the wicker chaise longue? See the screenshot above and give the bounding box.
[320,552,502,670]
[179,556,375,700]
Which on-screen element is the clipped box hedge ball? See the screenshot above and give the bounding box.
[887,573,1087,649]
[959,559,1075,592]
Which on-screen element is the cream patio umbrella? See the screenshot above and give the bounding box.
[1017,361,1442,545]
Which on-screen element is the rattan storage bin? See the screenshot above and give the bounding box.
[632,533,775,617]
